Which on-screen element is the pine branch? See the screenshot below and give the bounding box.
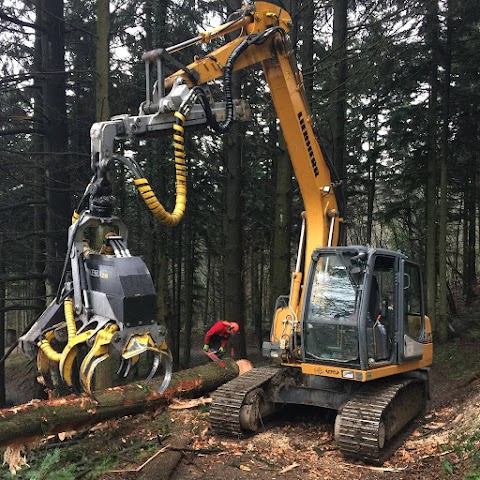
[0,10,45,32]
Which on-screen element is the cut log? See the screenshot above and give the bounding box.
[0,358,252,448]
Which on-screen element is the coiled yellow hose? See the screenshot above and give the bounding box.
[72,210,79,224]
[37,298,77,363]
[134,111,187,226]
[38,332,61,363]
[64,297,77,341]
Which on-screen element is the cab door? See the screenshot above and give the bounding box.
[399,260,425,361]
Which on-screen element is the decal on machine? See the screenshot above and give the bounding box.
[90,269,109,279]
[298,111,319,177]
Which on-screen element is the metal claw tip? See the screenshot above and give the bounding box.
[145,352,160,383]
[116,359,126,376]
[80,353,109,396]
[156,349,173,394]
[123,358,132,378]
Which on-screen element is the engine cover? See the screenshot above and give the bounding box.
[85,254,156,328]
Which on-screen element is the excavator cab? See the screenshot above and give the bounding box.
[301,246,429,372]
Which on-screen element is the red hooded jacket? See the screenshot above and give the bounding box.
[204,321,231,348]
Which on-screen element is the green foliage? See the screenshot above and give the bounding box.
[442,460,454,475]
[434,343,480,381]
[8,449,77,480]
[442,430,480,478]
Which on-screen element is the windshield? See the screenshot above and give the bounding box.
[304,253,362,363]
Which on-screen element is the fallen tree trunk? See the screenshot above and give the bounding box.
[0,358,251,448]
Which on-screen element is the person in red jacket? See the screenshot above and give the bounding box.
[203,320,239,356]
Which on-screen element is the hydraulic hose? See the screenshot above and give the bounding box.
[124,110,187,226]
[37,297,76,363]
[193,27,285,133]
[117,27,285,226]
[38,331,61,363]
[64,296,77,341]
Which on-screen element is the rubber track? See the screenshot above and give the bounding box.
[336,378,424,464]
[209,367,279,436]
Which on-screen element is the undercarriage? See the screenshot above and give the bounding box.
[209,366,428,464]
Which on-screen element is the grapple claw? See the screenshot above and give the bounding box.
[81,353,109,395]
[123,358,132,378]
[36,348,56,391]
[79,324,119,396]
[156,348,173,394]
[116,358,126,376]
[59,330,94,388]
[145,352,160,383]
[121,333,159,359]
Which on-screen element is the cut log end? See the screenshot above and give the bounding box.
[236,359,253,376]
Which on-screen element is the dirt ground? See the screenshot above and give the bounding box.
[1,342,480,479]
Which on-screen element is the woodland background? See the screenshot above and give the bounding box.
[0,0,479,406]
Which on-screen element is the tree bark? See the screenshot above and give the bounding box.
[300,0,314,102]
[41,0,70,296]
[330,0,348,183]
[223,0,247,359]
[183,155,194,367]
[0,241,5,407]
[269,0,298,319]
[425,0,439,325]
[32,11,46,320]
[269,132,293,314]
[366,102,379,245]
[95,0,110,121]
[437,0,451,344]
[0,358,248,448]
[92,0,112,391]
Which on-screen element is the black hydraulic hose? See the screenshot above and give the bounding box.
[54,216,83,303]
[210,34,251,133]
[75,175,96,215]
[194,26,285,133]
[114,154,145,179]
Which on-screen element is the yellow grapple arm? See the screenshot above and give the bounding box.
[147,2,340,325]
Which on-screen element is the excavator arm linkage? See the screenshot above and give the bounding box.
[20,2,339,397]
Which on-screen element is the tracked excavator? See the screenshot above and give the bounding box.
[20,1,432,462]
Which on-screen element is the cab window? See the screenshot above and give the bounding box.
[403,262,424,342]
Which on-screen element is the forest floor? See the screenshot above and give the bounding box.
[1,340,480,480]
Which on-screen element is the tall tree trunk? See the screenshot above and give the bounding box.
[32,9,46,318]
[300,0,314,102]
[183,161,194,366]
[93,0,112,391]
[466,173,476,305]
[425,0,439,325]
[204,248,211,327]
[269,131,293,316]
[269,0,299,319]
[174,227,182,366]
[462,192,468,299]
[250,248,262,351]
[41,0,70,298]
[222,118,247,358]
[366,103,379,245]
[96,0,110,121]
[149,0,174,367]
[0,242,5,407]
[330,0,348,184]
[437,1,451,344]
[223,0,247,359]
